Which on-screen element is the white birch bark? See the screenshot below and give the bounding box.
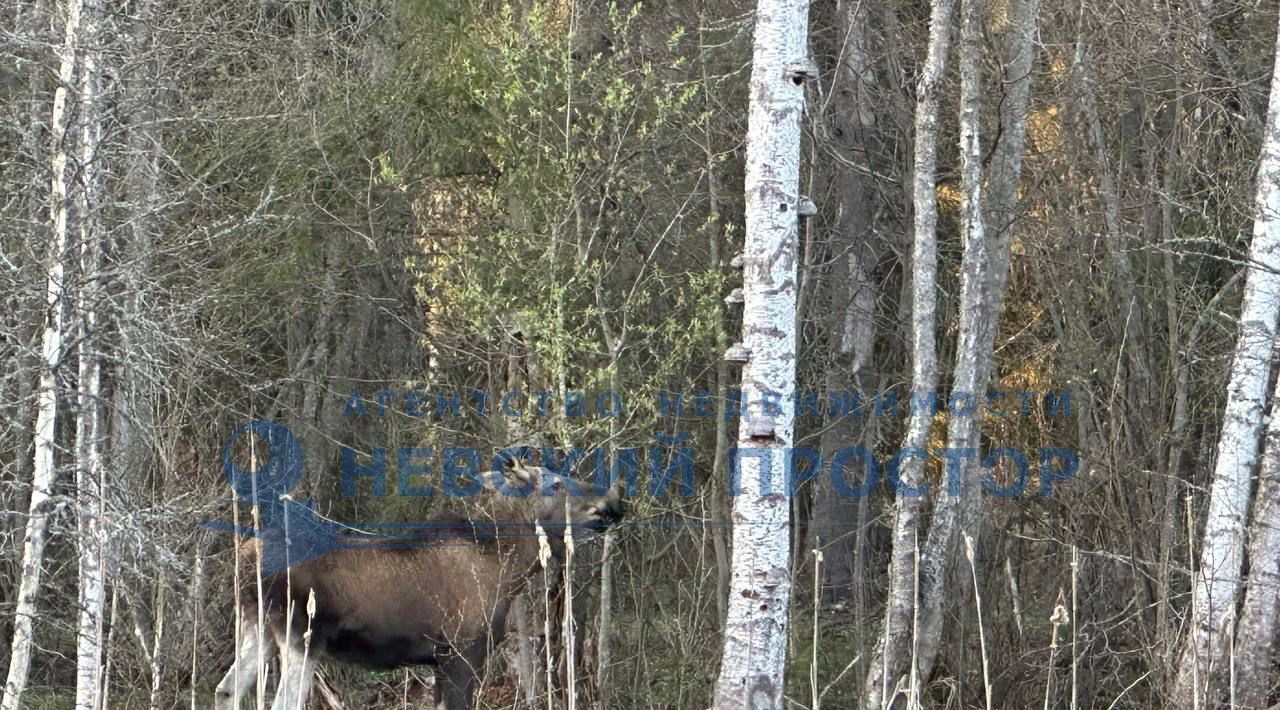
[862,0,955,704]
[1236,360,1280,709]
[2,0,49,598]
[2,0,84,706]
[711,0,809,706]
[911,0,996,681]
[73,0,106,704]
[1173,11,1280,704]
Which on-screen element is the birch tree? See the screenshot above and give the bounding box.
[2,0,85,705]
[862,0,955,703]
[1236,352,1280,709]
[911,0,1004,681]
[712,0,810,706]
[1173,10,1280,703]
[73,0,107,705]
[1,0,50,627]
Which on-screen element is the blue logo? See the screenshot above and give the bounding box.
[202,412,1079,573]
[201,420,339,574]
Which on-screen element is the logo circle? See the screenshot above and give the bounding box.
[221,420,304,503]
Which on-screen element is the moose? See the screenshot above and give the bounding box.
[213,463,626,710]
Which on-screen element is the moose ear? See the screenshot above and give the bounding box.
[586,479,624,507]
[511,461,535,484]
[483,468,527,492]
[587,481,626,523]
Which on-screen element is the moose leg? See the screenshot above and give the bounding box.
[269,635,314,710]
[215,621,272,710]
[436,646,485,710]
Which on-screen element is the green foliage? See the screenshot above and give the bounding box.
[397,0,725,451]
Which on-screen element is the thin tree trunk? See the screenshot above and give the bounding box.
[984,0,1040,346]
[1073,32,1152,413]
[189,550,205,710]
[699,0,733,627]
[509,595,540,703]
[863,0,955,703]
[113,0,162,499]
[2,0,85,704]
[593,365,621,710]
[1172,10,1280,703]
[911,0,1001,682]
[101,586,118,710]
[148,575,166,710]
[712,0,809,705]
[1156,98,1192,650]
[73,0,106,704]
[3,0,49,594]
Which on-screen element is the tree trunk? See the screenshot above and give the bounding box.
[2,0,85,705]
[911,0,1002,682]
[862,0,955,701]
[1172,10,1280,704]
[712,0,809,705]
[113,0,162,503]
[983,0,1040,348]
[1074,34,1152,415]
[73,0,106,705]
[3,0,49,610]
[807,0,880,605]
[700,0,733,627]
[1236,361,1280,709]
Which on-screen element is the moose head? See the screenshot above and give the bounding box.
[468,462,627,556]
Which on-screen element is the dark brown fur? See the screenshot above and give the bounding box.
[226,468,623,709]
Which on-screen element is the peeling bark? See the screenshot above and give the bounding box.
[712,0,810,706]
